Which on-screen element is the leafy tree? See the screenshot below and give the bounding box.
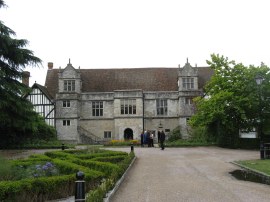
[0,1,49,147]
[190,54,270,148]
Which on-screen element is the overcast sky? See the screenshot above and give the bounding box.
[1,0,270,86]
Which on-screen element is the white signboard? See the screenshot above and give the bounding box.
[239,130,257,139]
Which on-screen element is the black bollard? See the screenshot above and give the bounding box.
[75,171,85,202]
[131,142,134,152]
[61,143,65,150]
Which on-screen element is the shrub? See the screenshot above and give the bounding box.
[168,126,182,142]
[189,126,213,143]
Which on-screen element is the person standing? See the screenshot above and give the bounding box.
[160,130,165,150]
[143,130,148,146]
[150,131,154,147]
[158,130,161,144]
[140,131,144,147]
[147,130,151,147]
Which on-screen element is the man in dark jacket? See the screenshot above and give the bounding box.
[160,130,165,150]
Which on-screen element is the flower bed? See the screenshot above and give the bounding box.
[104,139,140,146]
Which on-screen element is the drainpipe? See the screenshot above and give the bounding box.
[143,92,145,132]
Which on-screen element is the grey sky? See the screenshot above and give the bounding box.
[1,0,270,86]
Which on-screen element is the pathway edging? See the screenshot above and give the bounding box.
[103,156,137,202]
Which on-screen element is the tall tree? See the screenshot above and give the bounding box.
[0,1,42,144]
[190,54,270,147]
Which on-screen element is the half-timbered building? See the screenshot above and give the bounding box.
[25,83,55,126]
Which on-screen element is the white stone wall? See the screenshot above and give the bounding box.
[56,64,81,142]
[114,118,142,140]
[168,99,179,116]
[144,99,156,117]
[55,97,80,118]
[80,120,115,138]
[56,118,79,142]
[79,90,179,141]
[179,117,191,138]
[80,92,114,119]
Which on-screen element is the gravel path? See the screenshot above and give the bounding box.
[106,146,270,202]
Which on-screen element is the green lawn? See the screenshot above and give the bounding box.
[166,139,216,147]
[236,159,270,176]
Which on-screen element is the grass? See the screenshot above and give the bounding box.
[166,139,216,147]
[18,139,75,149]
[236,159,270,176]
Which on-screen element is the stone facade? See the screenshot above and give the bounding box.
[44,60,213,144]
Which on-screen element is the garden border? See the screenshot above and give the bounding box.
[231,161,270,184]
[103,156,137,202]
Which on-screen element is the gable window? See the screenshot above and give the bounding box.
[157,99,167,115]
[63,120,70,126]
[182,77,194,89]
[63,100,70,108]
[64,80,75,92]
[185,97,193,105]
[104,131,112,139]
[121,99,136,115]
[92,101,103,116]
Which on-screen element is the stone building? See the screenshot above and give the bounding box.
[42,59,213,144]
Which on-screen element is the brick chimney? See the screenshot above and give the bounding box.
[22,71,30,87]
[48,62,53,69]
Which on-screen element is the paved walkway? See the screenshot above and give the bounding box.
[106,146,270,202]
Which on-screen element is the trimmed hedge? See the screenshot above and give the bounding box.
[71,159,120,177]
[0,148,135,202]
[87,151,135,202]
[91,155,126,163]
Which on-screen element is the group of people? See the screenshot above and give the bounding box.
[140,130,165,150]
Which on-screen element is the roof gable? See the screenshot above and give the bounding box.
[179,59,198,76]
[32,83,54,101]
[60,63,80,79]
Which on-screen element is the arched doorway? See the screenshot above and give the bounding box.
[124,128,133,140]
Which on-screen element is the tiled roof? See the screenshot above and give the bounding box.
[45,67,213,98]
[32,83,54,100]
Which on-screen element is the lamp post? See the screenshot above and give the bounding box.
[255,75,264,159]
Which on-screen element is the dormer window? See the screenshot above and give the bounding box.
[182,77,194,89]
[64,80,75,92]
